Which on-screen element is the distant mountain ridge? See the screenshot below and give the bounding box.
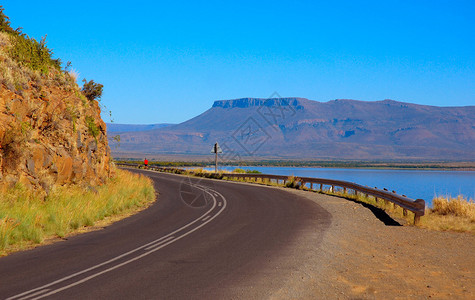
[212,97,307,108]
[109,98,475,160]
[106,123,173,133]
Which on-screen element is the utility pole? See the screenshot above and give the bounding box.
[210,142,223,173]
[215,148,218,173]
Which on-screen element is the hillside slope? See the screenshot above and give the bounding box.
[0,11,110,192]
[110,97,475,160]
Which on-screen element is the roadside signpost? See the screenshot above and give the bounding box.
[210,142,223,173]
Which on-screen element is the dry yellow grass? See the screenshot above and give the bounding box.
[419,196,475,233]
[431,196,475,220]
[0,169,155,256]
[328,191,474,233]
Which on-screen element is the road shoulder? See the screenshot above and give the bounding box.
[272,188,474,299]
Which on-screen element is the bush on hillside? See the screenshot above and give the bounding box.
[0,6,17,34]
[82,79,103,101]
[0,6,61,74]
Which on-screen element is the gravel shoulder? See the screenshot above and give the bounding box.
[266,188,474,299]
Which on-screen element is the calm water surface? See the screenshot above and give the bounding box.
[209,166,475,207]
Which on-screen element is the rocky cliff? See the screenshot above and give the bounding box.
[0,19,110,192]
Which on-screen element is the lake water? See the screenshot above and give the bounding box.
[206,166,475,207]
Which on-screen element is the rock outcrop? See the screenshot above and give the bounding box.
[0,84,111,192]
[0,29,110,192]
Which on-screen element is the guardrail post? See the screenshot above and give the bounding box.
[414,214,421,225]
[319,184,323,192]
[343,187,347,194]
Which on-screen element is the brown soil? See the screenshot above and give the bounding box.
[271,189,474,299]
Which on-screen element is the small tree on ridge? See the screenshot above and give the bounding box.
[81,79,103,101]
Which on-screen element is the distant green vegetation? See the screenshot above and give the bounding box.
[118,160,207,167]
[114,159,474,170]
[232,168,261,174]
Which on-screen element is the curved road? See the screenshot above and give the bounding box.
[0,169,332,299]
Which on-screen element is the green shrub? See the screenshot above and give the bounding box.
[246,169,261,174]
[8,34,60,73]
[0,5,61,74]
[233,168,261,174]
[20,121,32,136]
[81,79,103,101]
[0,6,68,91]
[85,116,99,138]
[285,176,301,188]
[0,6,17,34]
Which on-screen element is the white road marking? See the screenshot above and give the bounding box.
[144,236,175,251]
[201,215,211,222]
[218,202,222,207]
[8,182,227,300]
[18,289,50,300]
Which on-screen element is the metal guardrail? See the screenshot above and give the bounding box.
[116,163,425,224]
[221,173,425,224]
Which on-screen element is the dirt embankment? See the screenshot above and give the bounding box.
[272,189,474,299]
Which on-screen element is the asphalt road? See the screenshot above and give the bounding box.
[0,169,332,299]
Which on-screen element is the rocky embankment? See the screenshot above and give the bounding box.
[0,23,110,193]
[0,85,110,192]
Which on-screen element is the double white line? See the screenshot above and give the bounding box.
[8,184,227,300]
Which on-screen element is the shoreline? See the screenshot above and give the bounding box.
[114,159,475,171]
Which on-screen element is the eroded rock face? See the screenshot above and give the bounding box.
[0,84,111,192]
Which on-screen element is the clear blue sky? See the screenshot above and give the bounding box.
[3,0,474,124]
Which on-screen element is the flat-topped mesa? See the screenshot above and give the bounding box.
[212,97,309,109]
